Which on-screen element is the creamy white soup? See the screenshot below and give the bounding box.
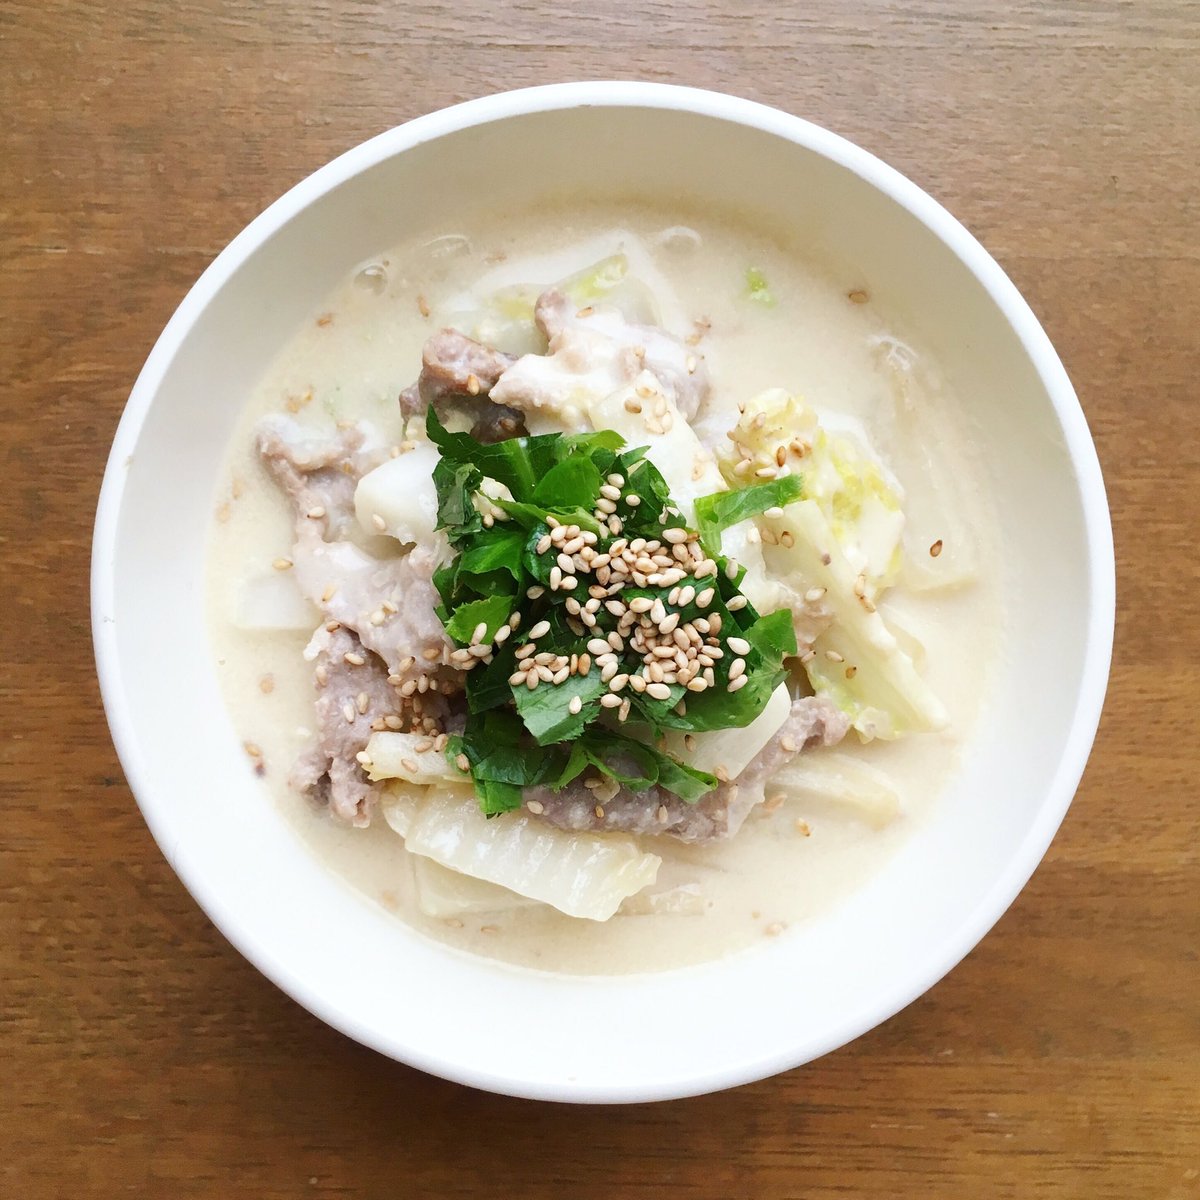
[207,204,1001,975]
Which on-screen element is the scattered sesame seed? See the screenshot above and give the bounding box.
[825,649,845,663]
[272,557,293,571]
[568,695,583,715]
[930,539,944,557]
[727,675,748,693]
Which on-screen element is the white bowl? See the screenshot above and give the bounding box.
[92,82,1114,1102]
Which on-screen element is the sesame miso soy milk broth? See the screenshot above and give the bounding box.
[206,202,1002,976]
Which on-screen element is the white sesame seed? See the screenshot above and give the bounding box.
[729,658,746,681]
[805,587,827,602]
[536,534,552,554]
[600,693,622,708]
[526,799,545,814]
[646,682,672,700]
[549,566,562,590]
[273,557,293,571]
[726,636,750,656]
[825,649,845,663]
[727,595,748,610]
[567,695,583,715]
[371,512,387,531]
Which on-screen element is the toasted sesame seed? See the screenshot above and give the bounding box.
[845,665,858,678]
[623,396,642,414]
[594,805,606,819]
[930,539,944,557]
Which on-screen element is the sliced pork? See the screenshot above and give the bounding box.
[523,696,849,843]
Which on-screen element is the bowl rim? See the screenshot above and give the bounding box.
[92,80,1115,1102]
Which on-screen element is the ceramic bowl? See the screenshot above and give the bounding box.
[92,82,1114,1102]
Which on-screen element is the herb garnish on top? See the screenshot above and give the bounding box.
[428,409,801,814]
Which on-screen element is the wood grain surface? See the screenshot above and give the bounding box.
[3,1,1197,1195]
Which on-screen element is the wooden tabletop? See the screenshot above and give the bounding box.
[4,2,1197,1195]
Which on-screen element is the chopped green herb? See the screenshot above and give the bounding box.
[745,266,776,307]
[693,476,804,553]
[427,413,798,814]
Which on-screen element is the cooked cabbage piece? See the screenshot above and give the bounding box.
[411,857,539,919]
[717,389,905,593]
[381,786,661,921]
[769,751,901,828]
[761,499,947,739]
[872,336,979,592]
[444,254,661,359]
[663,683,791,778]
[364,732,462,785]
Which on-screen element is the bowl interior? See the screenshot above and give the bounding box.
[94,89,1111,1101]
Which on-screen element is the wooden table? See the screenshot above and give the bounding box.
[4,2,1197,1195]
